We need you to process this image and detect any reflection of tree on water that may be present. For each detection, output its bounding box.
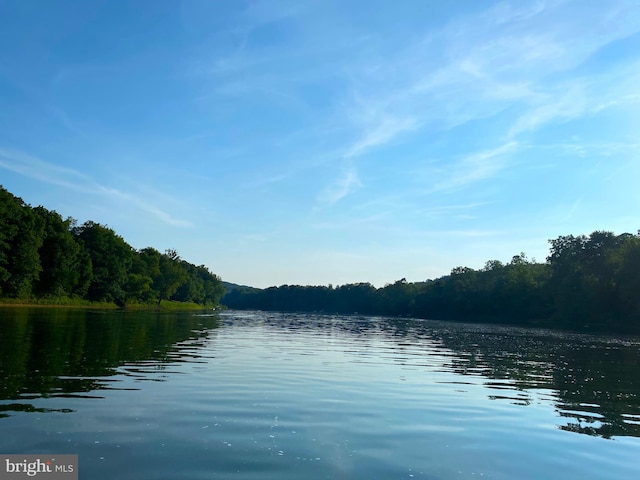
[3,308,638,439]
[0,403,74,419]
[0,308,220,417]
[384,320,640,439]
[234,312,640,439]
[553,343,640,438]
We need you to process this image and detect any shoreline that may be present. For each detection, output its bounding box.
[0,301,215,311]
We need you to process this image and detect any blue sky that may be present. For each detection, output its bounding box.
[1,0,639,288]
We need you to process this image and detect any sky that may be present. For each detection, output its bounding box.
[1,0,639,288]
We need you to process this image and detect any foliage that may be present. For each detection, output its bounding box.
[0,185,224,309]
[547,231,640,331]
[34,207,93,297]
[3,184,639,332]
[72,221,132,305]
[223,234,640,334]
[0,189,44,298]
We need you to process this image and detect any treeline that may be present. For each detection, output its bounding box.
[0,186,224,307]
[223,230,640,333]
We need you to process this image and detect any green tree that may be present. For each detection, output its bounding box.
[128,247,162,303]
[197,265,225,305]
[154,249,187,307]
[0,188,44,298]
[33,207,92,297]
[125,273,156,303]
[617,234,640,325]
[1,185,226,308]
[500,253,551,322]
[0,187,20,289]
[379,279,415,316]
[547,231,636,330]
[73,221,133,305]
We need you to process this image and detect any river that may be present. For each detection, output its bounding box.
[1,308,639,479]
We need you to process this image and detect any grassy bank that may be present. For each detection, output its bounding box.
[125,300,220,311]
[0,297,219,311]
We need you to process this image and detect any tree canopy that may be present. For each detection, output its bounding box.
[3,185,639,332]
[223,233,640,334]
[0,186,224,307]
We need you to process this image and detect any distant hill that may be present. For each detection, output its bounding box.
[222,281,260,293]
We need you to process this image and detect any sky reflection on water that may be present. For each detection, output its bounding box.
[1,308,639,479]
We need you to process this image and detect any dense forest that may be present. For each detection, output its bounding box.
[0,186,225,307]
[3,185,640,332]
[223,231,640,333]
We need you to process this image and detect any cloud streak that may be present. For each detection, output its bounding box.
[317,167,362,205]
[0,148,192,227]
[344,115,418,159]
[336,0,640,157]
[189,0,640,190]
[425,141,519,194]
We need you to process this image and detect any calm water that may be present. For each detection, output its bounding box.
[1,308,639,479]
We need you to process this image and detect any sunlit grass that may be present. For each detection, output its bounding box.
[0,297,218,311]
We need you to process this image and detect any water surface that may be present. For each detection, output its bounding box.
[1,308,639,479]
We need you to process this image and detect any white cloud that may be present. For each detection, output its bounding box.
[0,148,97,193]
[427,141,519,193]
[318,167,362,205]
[344,115,418,158]
[333,0,640,159]
[507,85,588,138]
[188,0,640,174]
[0,148,192,227]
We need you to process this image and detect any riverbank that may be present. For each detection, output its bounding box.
[0,298,218,311]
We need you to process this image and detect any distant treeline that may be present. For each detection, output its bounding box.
[0,186,224,307]
[223,230,640,333]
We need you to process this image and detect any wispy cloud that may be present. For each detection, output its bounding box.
[426,141,519,193]
[344,115,418,159]
[186,0,640,233]
[508,60,640,139]
[0,148,96,190]
[533,140,640,158]
[562,196,583,222]
[417,201,493,218]
[243,171,292,189]
[0,148,192,227]
[186,0,640,171]
[317,167,362,205]
[334,0,640,157]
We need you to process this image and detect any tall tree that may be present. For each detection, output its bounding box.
[154,249,187,307]
[73,221,133,305]
[33,207,92,297]
[0,188,44,298]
